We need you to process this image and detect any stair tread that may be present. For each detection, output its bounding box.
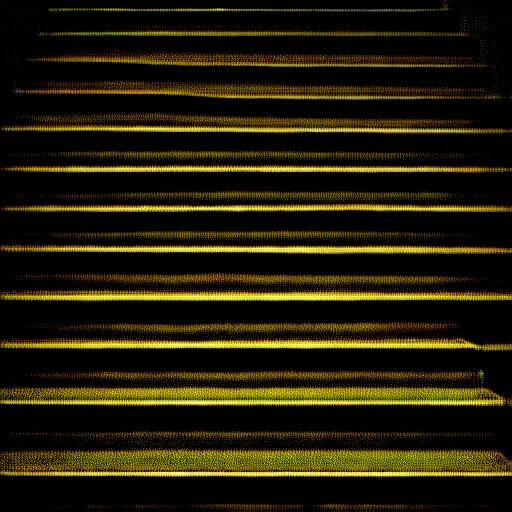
[29,53,483,68]
[1,386,506,406]
[7,114,507,132]
[40,30,467,37]
[0,338,475,350]
[5,246,511,255]
[13,82,496,99]
[3,448,511,475]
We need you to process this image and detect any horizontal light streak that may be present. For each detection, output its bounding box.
[10,430,490,437]
[0,506,478,511]
[16,114,480,127]
[3,449,510,475]
[9,150,481,161]
[2,292,510,301]
[15,91,497,100]
[1,191,476,201]
[47,8,447,13]
[40,31,466,37]
[0,387,505,405]
[3,245,511,255]
[8,230,479,241]
[28,370,479,382]
[11,431,492,441]
[5,274,480,285]
[7,125,507,134]
[4,165,510,173]
[23,321,459,334]
[3,471,510,477]
[6,507,468,511]
[32,54,480,68]
[14,113,482,128]
[5,205,510,213]
[477,343,512,351]
[0,338,474,350]
[15,83,493,100]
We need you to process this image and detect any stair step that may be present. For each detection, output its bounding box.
[4,370,485,386]
[30,53,481,68]
[4,246,510,255]
[4,148,511,168]
[0,338,475,350]
[7,115,507,132]
[3,190,510,206]
[13,82,496,100]
[3,448,510,476]
[3,166,512,174]
[0,386,506,406]
[2,273,511,302]
[45,3,449,11]
[20,63,491,90]
[0,507,499,512]
[0,321,475,351]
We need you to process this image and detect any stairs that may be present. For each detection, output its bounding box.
[1,3,511,510]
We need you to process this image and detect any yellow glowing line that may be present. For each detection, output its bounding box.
[6,126,508,134]
[16,321,459,332]
[3,471,510,477]
[9,150,484,161]
[28,370,480,381]
[11,432,490,440]
[47,8,446,13]
[3,245,511,255]
[0,400,504,406]
[41,31,467,37]
[10,115,478,128]
[18,91,497,100]
[2,293,510,301]
[16,85,493,100]
[478,344,512,351]
[5,205,510,213]
[3,191,466,201]
[13,232,475,241]
[0,338,475,350]
[32,54,480,68]
[2,507,478,511]
[2,387,504,405]
[5,166,510,173]
[4,449,510,473]
[1,274,481,285]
